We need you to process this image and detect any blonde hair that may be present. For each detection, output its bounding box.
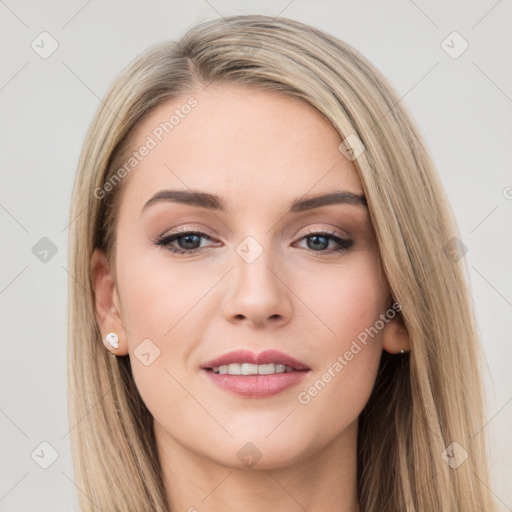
[67,14,494,511]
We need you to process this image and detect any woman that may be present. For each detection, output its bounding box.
[67,14,494,511]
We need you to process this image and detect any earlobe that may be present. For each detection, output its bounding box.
[90,249,128,356]
[382,313,410,355]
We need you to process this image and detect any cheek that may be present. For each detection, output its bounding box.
[116,261,201,432]
[298,249,388,349]
[114,241,217,414]
[290,252,386,424]
[116,238,208,340]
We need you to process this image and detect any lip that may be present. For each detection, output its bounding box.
[201,349,310,398]
[201,349,310,371]
[202,370,309,398]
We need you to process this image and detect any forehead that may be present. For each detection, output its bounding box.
[119,83,363,215]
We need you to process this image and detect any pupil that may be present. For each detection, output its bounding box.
[180,234,200,249]
[308,235,328,251]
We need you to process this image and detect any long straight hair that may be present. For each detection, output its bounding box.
[67,14,494,511]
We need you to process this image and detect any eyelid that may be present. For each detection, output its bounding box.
[158,224,217,240]
[298,225,350,239]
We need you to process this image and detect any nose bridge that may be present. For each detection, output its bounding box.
[222,233,292,326]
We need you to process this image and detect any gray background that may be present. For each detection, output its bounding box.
[1,0,511,510]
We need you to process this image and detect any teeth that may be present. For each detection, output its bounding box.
[212,363,295,375]
[257,364,275,375]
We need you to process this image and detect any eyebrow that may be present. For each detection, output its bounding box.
[141,189,367,215]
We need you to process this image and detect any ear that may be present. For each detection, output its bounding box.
[90,248,128,356]
[382,308,410,355]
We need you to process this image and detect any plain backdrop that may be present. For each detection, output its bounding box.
[1,1,511,510]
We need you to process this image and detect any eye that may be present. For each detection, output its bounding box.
[294,229,354,253]
[153,230,217,255]
[153,228,354,255]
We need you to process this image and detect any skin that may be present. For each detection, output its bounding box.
[92,83,409,512]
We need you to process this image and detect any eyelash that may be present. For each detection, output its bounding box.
[153,228,354,256]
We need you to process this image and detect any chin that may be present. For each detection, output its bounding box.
[201,431,320,471]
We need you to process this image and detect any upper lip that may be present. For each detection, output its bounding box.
[201,349,310,371]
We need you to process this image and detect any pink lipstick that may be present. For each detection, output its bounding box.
[201,349,310,398]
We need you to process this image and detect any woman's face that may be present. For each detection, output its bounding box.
[93,83,405,469]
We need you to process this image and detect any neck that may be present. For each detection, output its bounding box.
[155,420,360,512]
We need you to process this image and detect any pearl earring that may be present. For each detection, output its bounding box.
[105,332,119,349]
[400,349,405,354]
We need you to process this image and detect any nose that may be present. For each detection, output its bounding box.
[220,244,293,329]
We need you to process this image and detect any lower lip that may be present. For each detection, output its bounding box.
[202,369,309,398]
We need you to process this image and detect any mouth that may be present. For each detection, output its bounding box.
[201,348,310,373]
[200,349,310,398]
[207,363,301,375]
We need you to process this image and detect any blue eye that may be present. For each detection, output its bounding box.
[298,231,354,252]
[154,229,353,255]
[154,231,213,255]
